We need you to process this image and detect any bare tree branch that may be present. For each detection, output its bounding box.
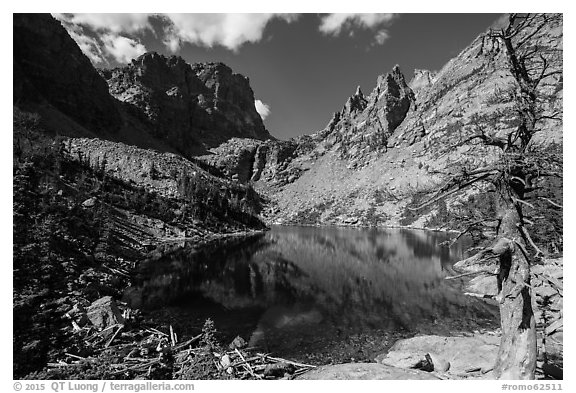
[538,196,562,208]
[518,224,544,257]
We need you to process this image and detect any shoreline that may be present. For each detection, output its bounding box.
[266,221,461,234]
[153,228,268,248]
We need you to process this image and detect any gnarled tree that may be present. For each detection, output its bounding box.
[412,13,562,379]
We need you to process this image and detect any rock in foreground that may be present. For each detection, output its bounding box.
[297,363,440,380]
[376,334,500,378]
[86,296,125,332]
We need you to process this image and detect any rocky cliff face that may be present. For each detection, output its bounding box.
[101,52,272,155]
[318,65,416,160]
[13,13,122,134]
[196,65,416,185]
[408,69,438,97]
[223,15,563,227]
[14,14,272,159]
[198,138,299,184]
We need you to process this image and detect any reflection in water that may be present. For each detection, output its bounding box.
[124,226,498,362]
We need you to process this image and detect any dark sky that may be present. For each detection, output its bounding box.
[183,14,501,140]
[56,13,501,140]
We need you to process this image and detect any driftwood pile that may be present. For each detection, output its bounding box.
[174,345,317,380]
[49,314,316,380]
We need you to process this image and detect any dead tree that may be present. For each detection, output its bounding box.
[412,14,562,379]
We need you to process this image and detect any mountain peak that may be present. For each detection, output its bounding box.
[376,65,408,91]
[103,53,272,151]
[343,85,368,115]
[314,63,416,160]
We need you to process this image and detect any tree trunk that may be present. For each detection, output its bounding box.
[493,207,537,379]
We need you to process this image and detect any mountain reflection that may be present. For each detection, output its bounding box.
[123,226,497,357]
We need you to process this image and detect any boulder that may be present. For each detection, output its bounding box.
[82,197,97,208]
[297,363,439,380]
[376,334,500,376]
[86,296,125,331]
[392,352,451,373]
[532,259,563,279]
[427,353,451,372]
[375,350,424,369]
[535,285,559,299]
[466,275,498,297]
[220,354,231,368]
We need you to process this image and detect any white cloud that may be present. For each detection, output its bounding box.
[54,13,300,62]
[255,99,271,120]
[54,13,148,64]
[54,13,152,34]
[161,14,298,52]
[101,34,147,63]
[162,33,181,53]
[374,30,390,45]
[65,25,107,64]
[319,13,396,36]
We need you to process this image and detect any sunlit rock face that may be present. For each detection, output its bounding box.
[196,138,299,183]
[102,52,273,155]
[314,65,416,160]
[194,65,417,194]
[408,69,438,98]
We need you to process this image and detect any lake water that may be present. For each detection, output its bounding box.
[124,225,498,364]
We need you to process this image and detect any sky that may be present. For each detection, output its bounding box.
[54,13,501,140]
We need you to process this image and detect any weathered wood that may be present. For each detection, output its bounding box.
[258,354,317,369]
[173,333,202,350]
[445,271,492,280]
[492,208,537,380]
[169,325,176,346]
[105,324,124,348]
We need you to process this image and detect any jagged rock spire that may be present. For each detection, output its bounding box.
[344,85,368,115]
[320,64,416,157]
